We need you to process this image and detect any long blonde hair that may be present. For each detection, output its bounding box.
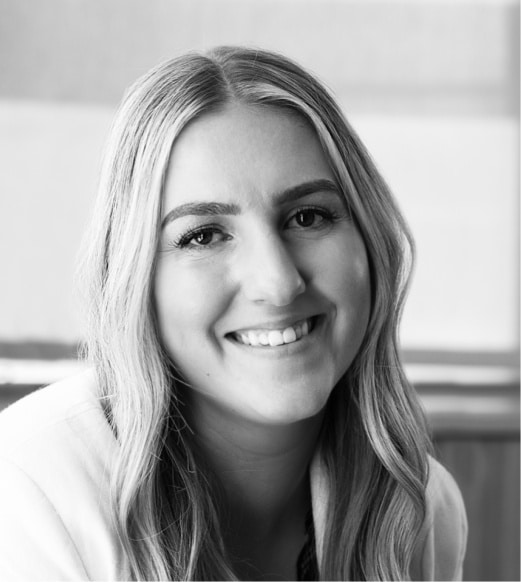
[81,46,431,580]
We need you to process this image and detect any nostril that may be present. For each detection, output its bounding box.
[243,268,306,305]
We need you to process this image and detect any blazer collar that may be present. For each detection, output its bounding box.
[309,449,330,566]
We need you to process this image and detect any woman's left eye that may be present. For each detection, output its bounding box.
[286,208,333,229]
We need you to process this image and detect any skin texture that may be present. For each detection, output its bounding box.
[154,103,371,579]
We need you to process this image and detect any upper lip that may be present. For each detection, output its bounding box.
[227,314,319,335]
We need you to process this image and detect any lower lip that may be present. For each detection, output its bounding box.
[226,316,324,357]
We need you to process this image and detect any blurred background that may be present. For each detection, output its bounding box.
[0,0,519,579]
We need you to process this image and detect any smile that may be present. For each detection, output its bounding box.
[231,317,315,347]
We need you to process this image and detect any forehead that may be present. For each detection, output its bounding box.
[162,103,335,213]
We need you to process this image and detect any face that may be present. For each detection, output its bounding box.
[154,103,371,425]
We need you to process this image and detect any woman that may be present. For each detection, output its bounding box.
[0,46,467,580]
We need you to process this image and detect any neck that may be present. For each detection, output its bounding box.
[185,392,325,535]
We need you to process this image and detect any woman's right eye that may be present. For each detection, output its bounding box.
[175,226,230,250]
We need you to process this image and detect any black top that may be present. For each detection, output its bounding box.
[297,512,319,581]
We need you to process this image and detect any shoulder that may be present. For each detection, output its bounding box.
[426,457,466,520]
[0,369,115,480]
[411,456,468,581]
[0,370,128,579]
[0,368,105,453]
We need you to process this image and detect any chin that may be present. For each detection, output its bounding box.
[246,386,331,426]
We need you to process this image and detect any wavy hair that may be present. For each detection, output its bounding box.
[80,46,432,580]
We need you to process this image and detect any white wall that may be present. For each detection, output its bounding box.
[0,0,518,356]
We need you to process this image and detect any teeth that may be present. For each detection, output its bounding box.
[282,327,297,343]
[268,330,284,346]
[234,318,314,347]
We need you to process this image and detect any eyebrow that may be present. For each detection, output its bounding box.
[161,178,340,229]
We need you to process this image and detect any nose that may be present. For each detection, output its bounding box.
[240,235,306,306]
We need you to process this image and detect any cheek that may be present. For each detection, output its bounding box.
[314,232,371,348]
[341,250,372,316]
[154,261,228,348]
[312,231,371,309]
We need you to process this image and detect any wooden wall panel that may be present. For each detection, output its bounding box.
[435,437,520,581]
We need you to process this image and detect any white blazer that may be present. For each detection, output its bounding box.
[0,371,467,580]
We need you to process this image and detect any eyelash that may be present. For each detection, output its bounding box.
[286,206,340,230]
[171,206,341,250]
[173,224,230,250]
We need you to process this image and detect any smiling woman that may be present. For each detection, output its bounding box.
[155,104,370,427]
[0,47,466,581]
